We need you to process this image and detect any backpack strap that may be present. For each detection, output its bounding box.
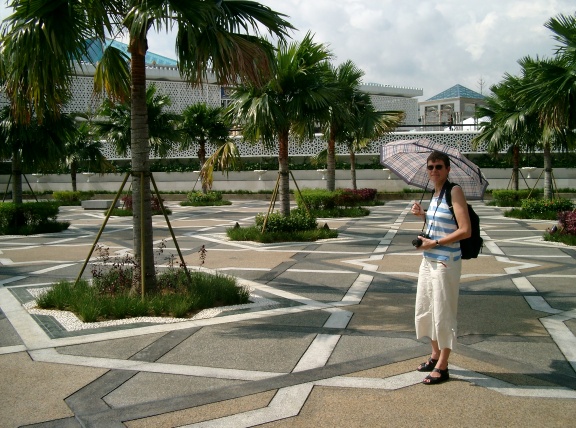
[444,181,458,225]
[421,184,451,236]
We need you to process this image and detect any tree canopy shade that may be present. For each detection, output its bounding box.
[0,106,77,203]
[227,32,338,215]
[1,0,294,292]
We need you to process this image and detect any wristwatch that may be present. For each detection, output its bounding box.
[435,240,440,246]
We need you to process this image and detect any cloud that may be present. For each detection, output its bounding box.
[256,0,576,100]
[1,0,574,104]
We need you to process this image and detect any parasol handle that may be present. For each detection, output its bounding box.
[418,179,430,205]
[414,179,430,234]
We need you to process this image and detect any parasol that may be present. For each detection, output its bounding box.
[380,138,488,200]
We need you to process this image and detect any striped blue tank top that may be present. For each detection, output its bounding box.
[423,193,461,261]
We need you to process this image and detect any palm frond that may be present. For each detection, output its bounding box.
[200,140,242,189]
[94,45,131,103]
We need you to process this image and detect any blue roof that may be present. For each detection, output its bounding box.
[84,39,178,67]
[427,84,485,101]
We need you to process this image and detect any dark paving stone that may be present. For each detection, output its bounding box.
[0,314,23,347]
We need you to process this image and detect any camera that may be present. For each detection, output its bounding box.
[412,233,431,248]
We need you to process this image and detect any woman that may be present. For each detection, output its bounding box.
[410,150,471,385]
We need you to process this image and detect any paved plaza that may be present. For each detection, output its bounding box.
[1,199,576,427]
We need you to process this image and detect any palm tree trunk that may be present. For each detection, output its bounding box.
[278,130,290,216]
[543,143,552,200]
[512,145,519,191]
[198,141,207,193]
[327,127,336,192]
[349,149,357,190]
[71,162,78,192]
[11,149,23,204]
[129,34,156,294]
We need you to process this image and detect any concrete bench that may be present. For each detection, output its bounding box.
[81,200,119,210]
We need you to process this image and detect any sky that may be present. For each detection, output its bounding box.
[2,1,575,101]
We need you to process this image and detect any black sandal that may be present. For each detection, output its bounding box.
[417,357,438,372]
[423,367,449,385]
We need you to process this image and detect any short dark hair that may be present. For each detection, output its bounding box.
[427,150,450,168]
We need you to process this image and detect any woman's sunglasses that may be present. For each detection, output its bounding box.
[427,164,444,171]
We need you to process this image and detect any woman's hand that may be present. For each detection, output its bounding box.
[419,237,438,250]
[411,201,425,217]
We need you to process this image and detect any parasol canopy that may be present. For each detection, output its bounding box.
[380,138,489,200]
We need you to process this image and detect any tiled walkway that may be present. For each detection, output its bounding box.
[1,200,575,427]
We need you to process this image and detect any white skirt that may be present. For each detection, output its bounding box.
[415,257,462,350]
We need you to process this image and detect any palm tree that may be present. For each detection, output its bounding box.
[322,60,365,191]
[1,0,293,292]
[228,33,337,215]
[64,118,112,192]
[473,75,541,191]
[473,13,576,198]
[522,14,576,132]
[340,93,404,189]
[514,14,576,197]
[95,84,181,159]
[180,103,229,193]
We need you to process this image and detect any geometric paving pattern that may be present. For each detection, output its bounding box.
[1,200,575,427]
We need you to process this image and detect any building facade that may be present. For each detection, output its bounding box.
[3,46,497,163]
[418,84,486,130]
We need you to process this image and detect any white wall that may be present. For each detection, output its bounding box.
[4,168,575,197]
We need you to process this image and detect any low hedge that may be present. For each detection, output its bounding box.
[255,209,317,232]
[492,189,540,207]
[186,191,223,203]
[0,202,69,235]
[52,191,94,204]
[520,198,574,215]
[295,188,377,210]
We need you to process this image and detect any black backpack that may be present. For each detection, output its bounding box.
[444,182,483,260]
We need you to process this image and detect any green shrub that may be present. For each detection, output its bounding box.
[295,189,337,210]
[311,206,371,218]
[255,209,317,232]
[520,198,574,215]
[335,188,377,207]
[504,208,558,220]
[296,188,377,211]
[37,269,249,321]
[187,191,222,203]
[0,201,69,235]
[182,191,232,206]
[226,225,338,243]
[544,231,576,246]
[107,208,134,216]
[76,295,103,322]
[36,280,78,310]
[543,210,576,246]
[52,191,94,203]
[492,189,539,207]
